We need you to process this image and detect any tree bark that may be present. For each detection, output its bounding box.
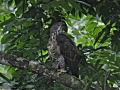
[0,51,84,90]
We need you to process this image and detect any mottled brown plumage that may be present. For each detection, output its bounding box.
[48,22,80,77]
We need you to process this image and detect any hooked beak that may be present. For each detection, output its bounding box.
[57,22,66,32]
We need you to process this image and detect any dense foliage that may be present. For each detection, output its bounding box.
[0,0,120,89]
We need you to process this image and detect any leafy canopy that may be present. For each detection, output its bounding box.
[0,0,120,89]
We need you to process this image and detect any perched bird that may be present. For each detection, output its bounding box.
[47,22,80,77]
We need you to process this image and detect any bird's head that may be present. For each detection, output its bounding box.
[50,22,66,35]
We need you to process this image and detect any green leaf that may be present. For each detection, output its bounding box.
[75,10,80,20]
[7,67,16,74]
[15,18,29,26]
[27,49,35,59]
[94,29,104,45]
[77,37,85,43]
[86,19,95,26]
[23,50,29,57]
[94,59,101,70]
[69,0,80,10]
[16,35,28,42]
[66,18,73,26]
[2,19,17,34]
[15,0,21,5]
[42,4,51,10]
[43,0,50,2]
[50,1,59,8]
[59,1,71,11]
[30,38,38,43]
[72,30,80,34]
[25,44,32,47]
[85,15,94,20]
[94,23,111,45]
[3,0,9,3]
[8,0,14,7]
[86,70,103,89]
[0,0,2,5]
[15,5,23,16]
[1,34,11,44]
[0,18,14,27]
[0,72,10,83]
[100,31,110,43]
[17,42,25,49]
[86,22,97,31]
[0,9,10,15]
[77,0,91,7]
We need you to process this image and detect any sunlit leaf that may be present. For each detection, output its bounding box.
[0,72,10,83]
[72,30,80,34]
[86,22,97,31]
[7,67,16,74]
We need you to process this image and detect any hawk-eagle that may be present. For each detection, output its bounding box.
[47,22,80,77]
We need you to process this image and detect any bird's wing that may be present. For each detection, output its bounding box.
[56,33,80,77]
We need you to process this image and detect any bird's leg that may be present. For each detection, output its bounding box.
[57,55,66,73]
[52,55,66,73]
[52,58,59,69]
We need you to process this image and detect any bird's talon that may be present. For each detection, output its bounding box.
[58,69,66,73]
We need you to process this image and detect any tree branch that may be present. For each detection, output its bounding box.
[0,51,84,90]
